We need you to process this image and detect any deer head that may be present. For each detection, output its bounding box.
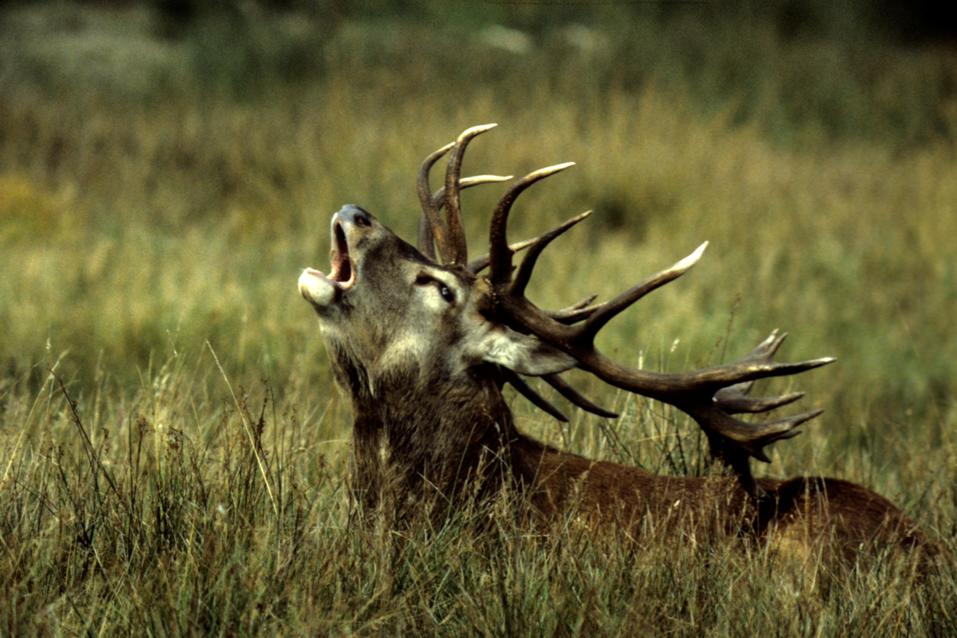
[298,204,576,397]
[298,124,835,501]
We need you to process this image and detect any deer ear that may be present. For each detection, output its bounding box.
[472,326,576,376]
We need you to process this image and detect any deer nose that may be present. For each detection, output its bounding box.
[336,205,374,228]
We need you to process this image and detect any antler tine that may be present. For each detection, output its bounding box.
[468,210,585,275]
[468,236,538,274]
[548,295,599,324]
[749,329,789,356]
[444,123,499,266]
[431,174,513,210]
[579,242,708,341]
[501,369,568,422]
[427,174,511,263]
[713,387,805,413]
[550,304,599,324]
[679,353,837,390]
[543,374,619,418]
[489,162,576,285]
[512,223,700,329]
[417,141,455,260]
[697,407,823,464]
[559,294,598,312]
[711,331,807,412]
[512,210,592,297]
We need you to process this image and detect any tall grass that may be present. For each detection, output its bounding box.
[1,3,956,634]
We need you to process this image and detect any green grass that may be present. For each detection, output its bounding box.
[1,3,956,635]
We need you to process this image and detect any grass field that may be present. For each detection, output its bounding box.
[2,3,957,635]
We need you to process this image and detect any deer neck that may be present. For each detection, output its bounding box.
[335,357,521,514]
[332,350,669,523]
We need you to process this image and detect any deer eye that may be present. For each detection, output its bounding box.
[415,272,456,304]
[438,283,455,304]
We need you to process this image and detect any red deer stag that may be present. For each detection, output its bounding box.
[299,124,936,561]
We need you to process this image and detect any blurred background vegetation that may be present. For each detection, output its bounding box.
[1,1,956,633]
[2,0,955,455]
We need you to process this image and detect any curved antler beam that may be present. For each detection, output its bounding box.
[484,161,836,475]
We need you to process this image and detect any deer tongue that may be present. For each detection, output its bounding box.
[298,267,341,307]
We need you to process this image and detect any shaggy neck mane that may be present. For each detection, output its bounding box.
[332,348,529,523]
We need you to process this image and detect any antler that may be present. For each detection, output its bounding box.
[417,124,506,265]
[480,157,835,490]
[416,125,577,274]
[417,125,835,493]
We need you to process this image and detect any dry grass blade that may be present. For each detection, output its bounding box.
[206,341,279,518]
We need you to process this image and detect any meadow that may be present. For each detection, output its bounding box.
[1,3,956,635]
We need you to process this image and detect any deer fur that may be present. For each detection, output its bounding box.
[299,201,939,565]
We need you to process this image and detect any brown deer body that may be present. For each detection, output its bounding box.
[299,125,936,563]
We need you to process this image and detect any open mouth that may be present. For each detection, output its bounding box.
[328,221,354,285]
[298,220,357,307]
